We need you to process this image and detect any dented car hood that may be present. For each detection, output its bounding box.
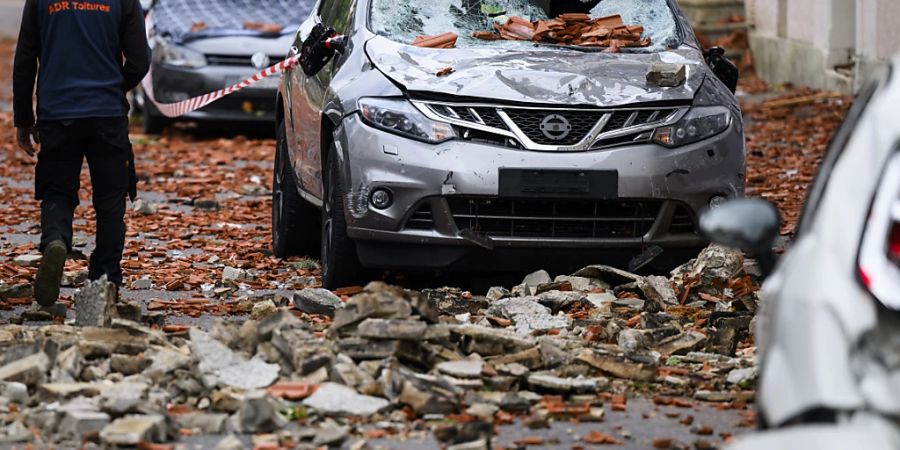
[365,36,705,107]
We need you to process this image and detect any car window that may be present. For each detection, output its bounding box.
[795,68,890,236]
[320,0,356,35]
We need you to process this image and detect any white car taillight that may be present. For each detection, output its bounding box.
[858,152,900,309]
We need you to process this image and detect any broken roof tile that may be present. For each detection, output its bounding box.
[412,32,458,49]
[472,14,649,51]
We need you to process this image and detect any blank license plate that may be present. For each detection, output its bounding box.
[498,169,618,198]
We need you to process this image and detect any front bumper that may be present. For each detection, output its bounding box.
[151,62,278,122]
[336,113,745,271]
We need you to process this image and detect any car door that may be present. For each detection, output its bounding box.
[292,0,356,200]
[285,14,317,192]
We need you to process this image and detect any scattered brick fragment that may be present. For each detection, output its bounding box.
[412,32,458,48]
[473,13,649,51]
[582,431,622,445]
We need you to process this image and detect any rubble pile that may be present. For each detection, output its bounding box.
[0,245,759,448]
[474,13,650,51]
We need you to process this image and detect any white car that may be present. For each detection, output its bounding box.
[701,59,900,448]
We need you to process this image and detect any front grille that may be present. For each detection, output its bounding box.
[670,205,698,234]
[447,197,663,239]
[428,105,508,130]
[419,101,685,151]
[206,54,285,67]
[405,204,434,230]
[472,107,507,129]
[504,110,604,146]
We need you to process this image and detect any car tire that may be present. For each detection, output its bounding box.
[321,143,368,289]
[272,120,320,259]
[142,97,170,135]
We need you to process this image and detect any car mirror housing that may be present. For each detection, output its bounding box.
[704,47,739,94]
[300,23,344,76]
[700,198,780,276]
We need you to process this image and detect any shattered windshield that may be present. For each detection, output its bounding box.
[369,0,680,51]
[152,0,314,43]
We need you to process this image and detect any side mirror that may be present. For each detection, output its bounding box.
[700,198,781,277]
[704,47,739,94]
[299,23,346,76]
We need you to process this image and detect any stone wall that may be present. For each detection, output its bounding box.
[746,0,898,92]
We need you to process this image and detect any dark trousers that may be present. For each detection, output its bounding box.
[35,117,136,286]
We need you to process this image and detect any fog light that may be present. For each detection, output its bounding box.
[709,195,727,209]
[370,189,392,209]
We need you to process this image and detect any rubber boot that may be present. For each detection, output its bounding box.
[34,240,67,307]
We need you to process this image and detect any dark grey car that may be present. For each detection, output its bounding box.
[138,0,314,133]
[273,0,745,288]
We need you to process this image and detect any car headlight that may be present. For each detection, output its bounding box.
[652,106,731,147]
[154,41,207,68]
[358,98,456,144]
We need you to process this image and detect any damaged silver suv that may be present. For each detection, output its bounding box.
[273,0,745,288]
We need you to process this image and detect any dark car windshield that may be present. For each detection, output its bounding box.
[152,0,314,43]
[370,0,680,51]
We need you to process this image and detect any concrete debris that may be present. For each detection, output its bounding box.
[233,390,287,433]
[357,318,428,340]
[174,412,229,434]
[647,63,687,87]
[303,382,390,416]
[250,299,277,320]
[0,352,49,387]
[726,367,759,385]
[215,435,245,450]
[57,410,110,442]
[436,359,484,379]
[222,266,249,281]
[486,297,569,336]
[12,254,42,267]
[74,276,117,327]
[689,245,745,284]
[527,373,607,393]
[190,328,279,390]
[0,244,759,445]
[100,414,167,445]
[131,197,158,215]
[60,269,89,287]
[293,288,344,317]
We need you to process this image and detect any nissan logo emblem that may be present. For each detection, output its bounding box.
[540,114,572,141]
[251,52,271,69]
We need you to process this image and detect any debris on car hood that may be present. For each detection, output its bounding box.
[0,245,760,447]
[366,36,705,108]
[412,32,459,49]
[475,14,651,52]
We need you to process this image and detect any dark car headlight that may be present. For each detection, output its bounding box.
[154,40,207,68]
[653,106,732,147]
[358,98,456,144]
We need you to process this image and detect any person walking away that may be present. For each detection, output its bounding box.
[13,0,151,306]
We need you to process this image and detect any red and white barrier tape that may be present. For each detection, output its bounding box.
[140,54,299,118]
